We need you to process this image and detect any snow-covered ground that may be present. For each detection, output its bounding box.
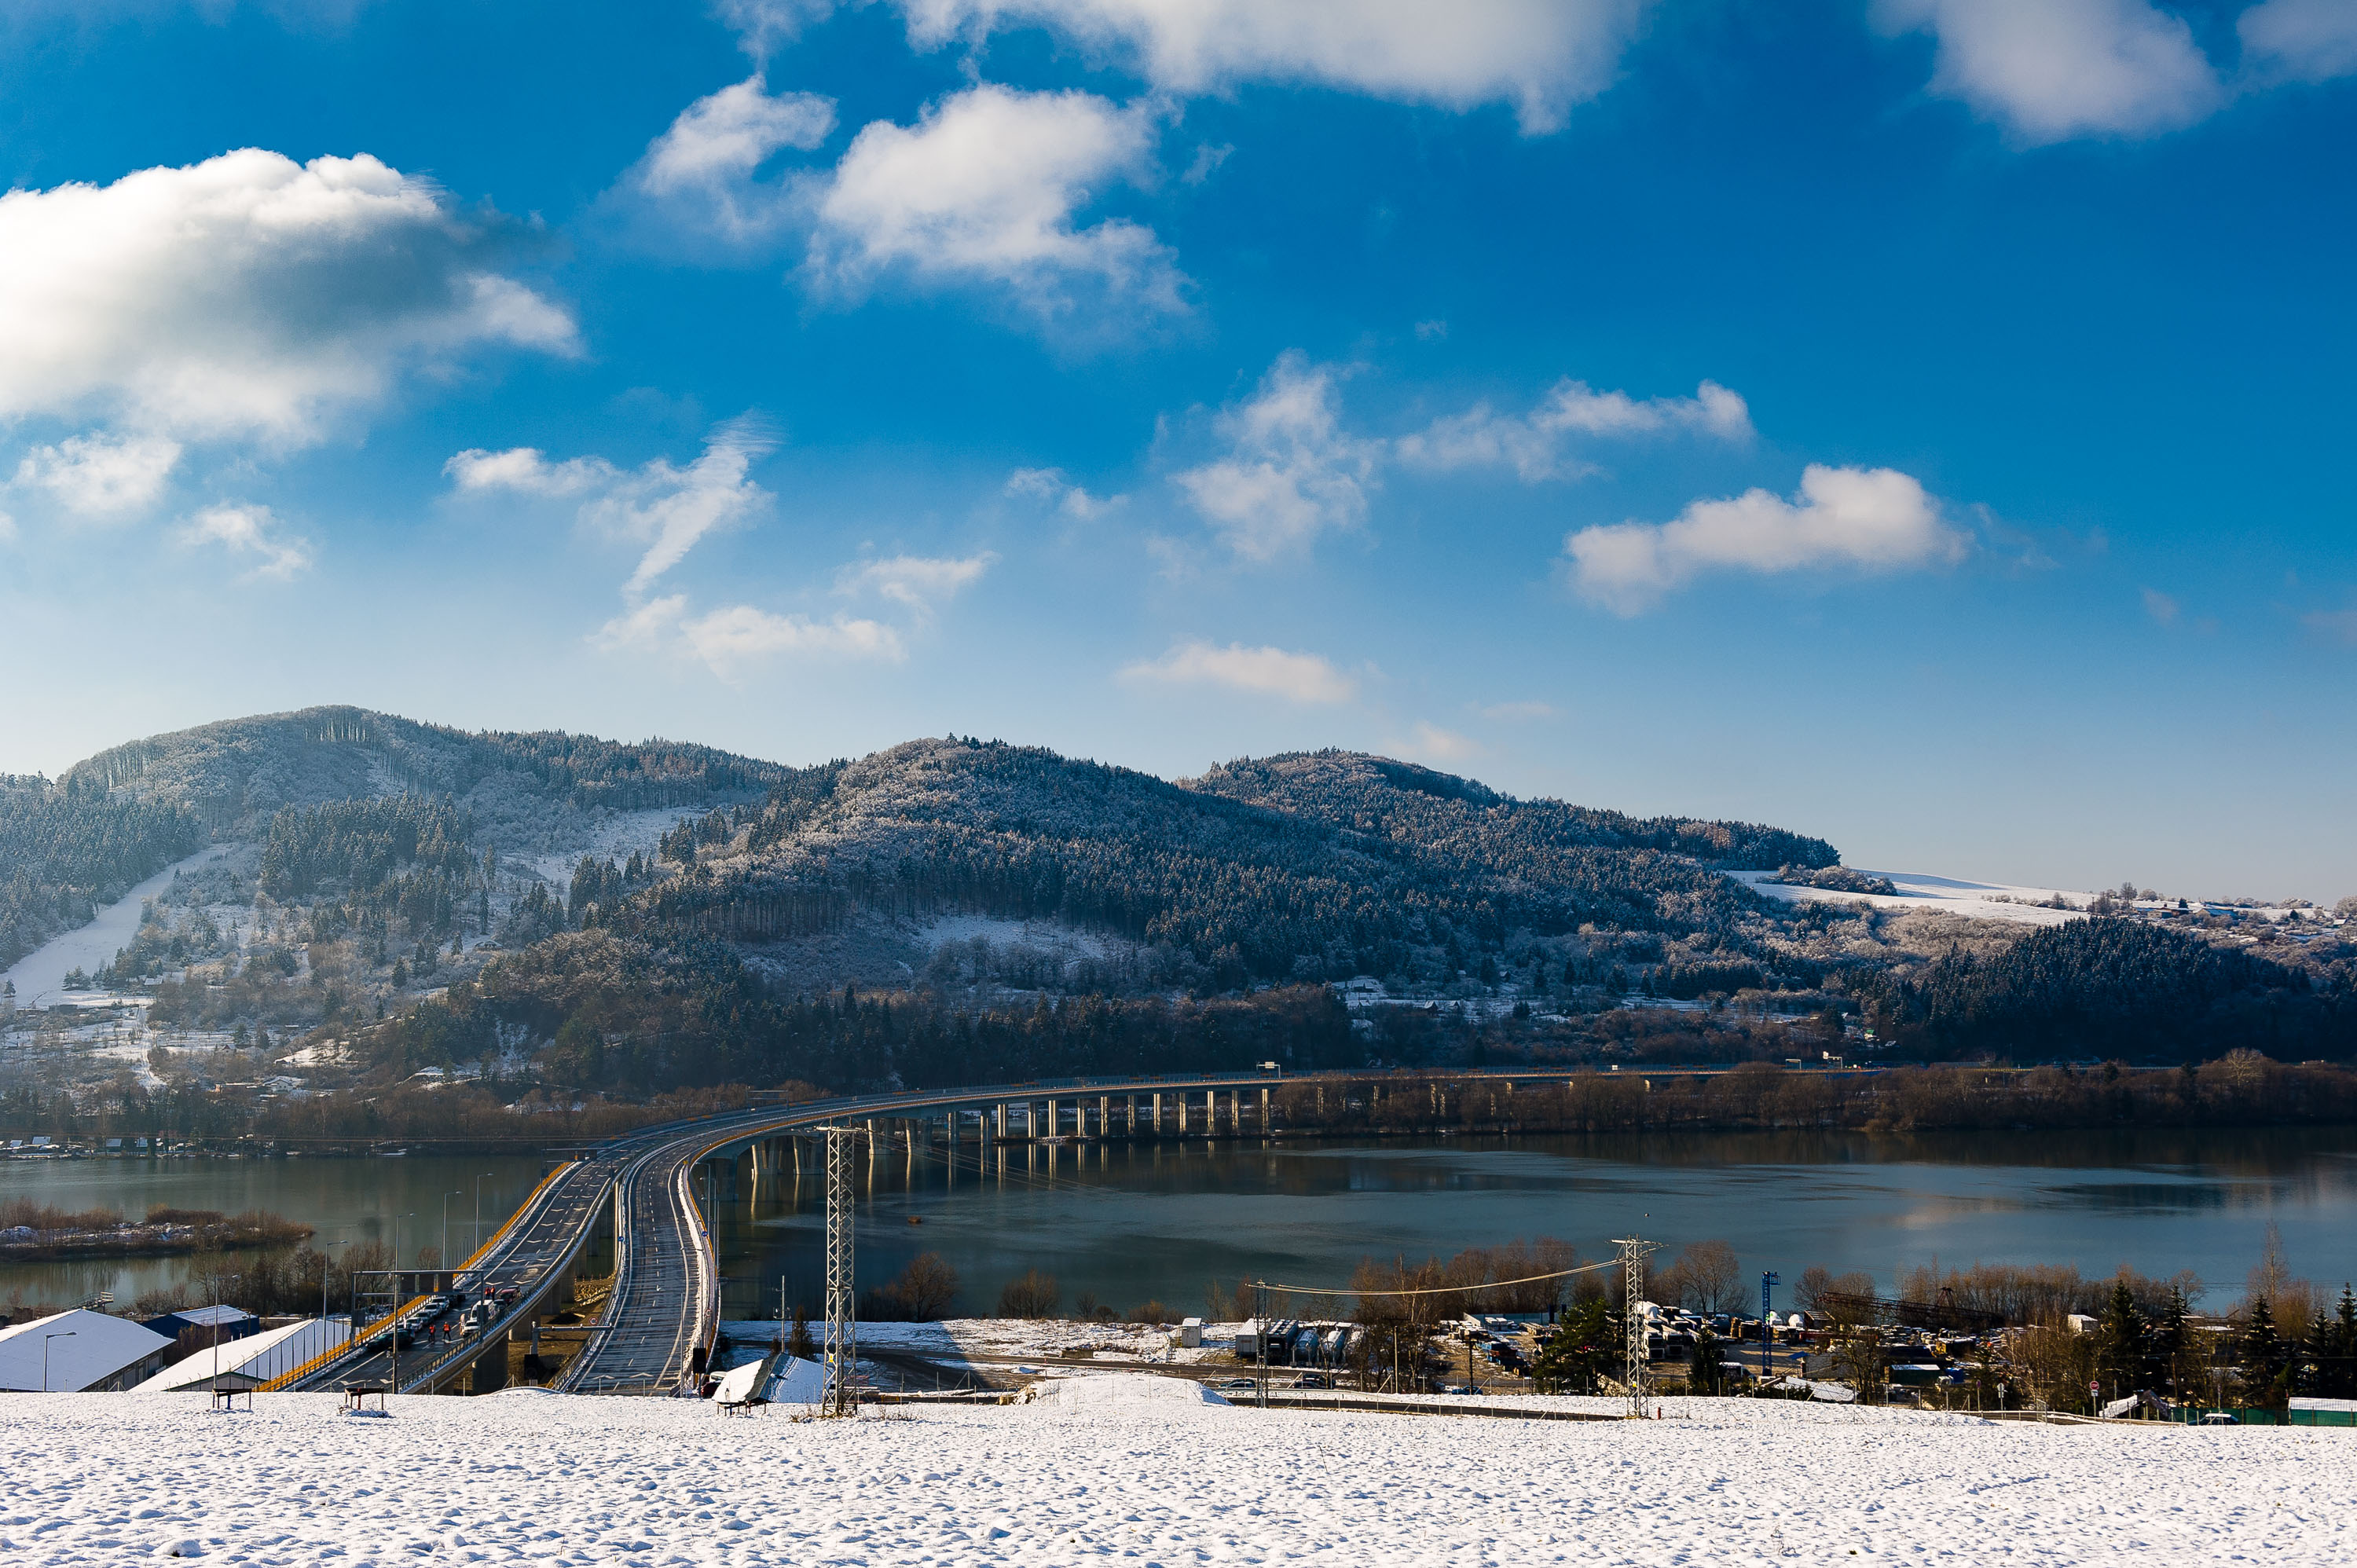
[0,846,235,1008]
[1732,868,2091,926]
[4,1386,2349,1565]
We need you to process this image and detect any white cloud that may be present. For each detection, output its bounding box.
[596,592,903,672]
[809,84,1184,323]
[1400,721,1479,764]
[1397,378,1750,482]
[834,551,997,615]
[443,445,617,498]
[2142,586,2181,626]
[178,502,313,580]
[1173,353,1380,559]
[893,0,1652,134]
[1875,0,2223,143]
[1563,463,1967,613]
[1120,639,1357,703]
[2240,0,2357,84]
[1006,465,1122,518]
[12,432,181,517]
[448,424,776,596]
[0,149,577,445]
[629,77,836,244]
[714,0,839,60]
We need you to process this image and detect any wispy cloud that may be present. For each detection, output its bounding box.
[834,551,997,617]
[1006,466,1123,519]
[2142,587,2180,626]
[1476,700,1560,722]
[1120,639,1357,703]
[178,502,313,581]
[1397,379,1750,482]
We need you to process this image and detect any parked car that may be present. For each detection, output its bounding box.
[1217,1377,1259,1390]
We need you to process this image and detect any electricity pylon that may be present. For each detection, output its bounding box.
[1612,1236,1656,1419]
[820,1125,858,1417]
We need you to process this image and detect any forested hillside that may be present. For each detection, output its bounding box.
[1857,921,2355,1061]
[0,776,203,967]
[64,705,789,841]
[616,738,1808,990]
[9,711,2352,1137]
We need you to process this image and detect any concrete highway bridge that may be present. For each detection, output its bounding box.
[278,1071,1324,1398]
[277,1061,1879,1399]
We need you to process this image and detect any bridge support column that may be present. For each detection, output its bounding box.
[1098,1095,1109,1139]
[470,1332,510,1394]
[1261,1085,1270,1132]
[1176,1093,1188,1134]
[1152,1091,1163,1134]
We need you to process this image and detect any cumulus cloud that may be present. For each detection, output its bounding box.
[1120,639,1357,702]
[1006,465,1122,518]
[449,423,776,596]
[1875,0,2223,143]
[893,0,1651,134]
[0,148,576,445]
[596,592,903,672]
[1563,463,1966,613]
[12,432,181,518]
[808,84,1184,323]
[2240,0,2357,83]
[834,551,997,616]
[629,77,836,244]
[178,502,313,580]
[1173,353,1380,559]
[1397,378,1750,481]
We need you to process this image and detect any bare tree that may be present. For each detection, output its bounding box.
[1676,1240,1743,1315]
[999,1269,1060,1319]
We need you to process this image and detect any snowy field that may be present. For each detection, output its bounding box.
[1731,868,2094,926]
[3,1380,2352,1566]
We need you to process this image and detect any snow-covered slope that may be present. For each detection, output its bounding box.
[1732,868,2091,926]
[3,1390,2343,1565]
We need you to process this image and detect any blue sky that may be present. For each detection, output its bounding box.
[0,0,2351,899]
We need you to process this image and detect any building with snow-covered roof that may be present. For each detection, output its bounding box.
[141,1303,258,1343]
[0,1309,174,1392]
[132,1317,351,1393]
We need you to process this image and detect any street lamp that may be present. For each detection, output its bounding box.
[209,1273,241,1403]
[442,1190,464,1273]
[473,1171,494,1258]
[391,1211,416,1396]
[42,1330,76,1392]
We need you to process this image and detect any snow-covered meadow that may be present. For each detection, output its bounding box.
[3,1379,2351,1565]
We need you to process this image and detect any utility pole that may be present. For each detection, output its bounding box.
[1254,1280,1268,1409]
[1760,1271,1782,1382]
[1613,1236,1655,1419]
[820,1125,857,1417]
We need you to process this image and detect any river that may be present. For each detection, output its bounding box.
[9,1127,2355,1321]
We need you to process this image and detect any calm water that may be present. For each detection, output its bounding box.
[0,1155,552,1310]
[9,1128,2355,1319]
[706,1126,2357,1324]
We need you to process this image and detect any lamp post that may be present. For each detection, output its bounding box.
[391,1211,416,1396]
[209,1273,241,1403]
[441,1190,464,1275]
[1760,1271,1782,1382]
[472,1171,493,1258]
[42,1330,76,1392]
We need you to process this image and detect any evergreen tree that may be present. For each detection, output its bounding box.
[2095,1278,2145,1398]
[2237,1299,2290,1410]
[2145,1285,2193,1401]
[1531,1299,1615,1394]
[1688,1324,1728,1395]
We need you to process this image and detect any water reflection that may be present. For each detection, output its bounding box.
[712,1126,2357,1321]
